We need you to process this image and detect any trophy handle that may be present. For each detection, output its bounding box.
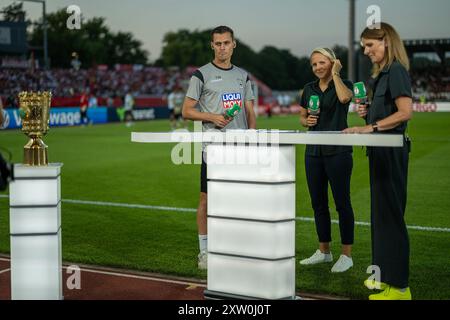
[24,135,48,166]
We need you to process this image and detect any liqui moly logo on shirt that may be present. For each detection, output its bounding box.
[222,93,242,109]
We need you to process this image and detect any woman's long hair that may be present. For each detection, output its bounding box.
[361,22,409,77]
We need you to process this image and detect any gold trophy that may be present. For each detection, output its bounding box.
[18,91,52,166]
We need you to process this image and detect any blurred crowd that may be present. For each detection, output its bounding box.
[0,66,192,107]
[1,64,449,108]
[410,66,450,101]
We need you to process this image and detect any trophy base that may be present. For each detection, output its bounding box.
[24,137,48,166]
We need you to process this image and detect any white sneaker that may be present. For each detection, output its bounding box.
[299,249,333,265]
[198,251,207,270]
[331,254,353,273]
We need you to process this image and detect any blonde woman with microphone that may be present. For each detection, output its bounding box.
[298,47,355,273]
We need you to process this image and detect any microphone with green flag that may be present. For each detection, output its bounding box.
[308,95,320,116]
[353,81,368,105]
[223,103,241,120]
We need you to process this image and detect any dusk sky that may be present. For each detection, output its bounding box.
[9,0,450,61]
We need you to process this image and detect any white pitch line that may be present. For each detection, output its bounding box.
[296,217,450,233]
[1,194,449,233]
[63,198,197,213]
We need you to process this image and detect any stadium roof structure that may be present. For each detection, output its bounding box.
[403,38,450,63]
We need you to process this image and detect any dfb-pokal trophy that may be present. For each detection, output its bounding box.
[18,91,52,166]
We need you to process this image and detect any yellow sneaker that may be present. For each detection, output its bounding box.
[364,279,387,290]
[369,286,412,300]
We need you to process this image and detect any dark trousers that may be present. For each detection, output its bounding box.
[368,143,410,288]
[305,152,355,245]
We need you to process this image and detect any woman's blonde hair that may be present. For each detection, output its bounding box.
[310,47,336,63]
[360,22,409,77]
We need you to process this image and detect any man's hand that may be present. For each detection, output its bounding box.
[211,114,231,128]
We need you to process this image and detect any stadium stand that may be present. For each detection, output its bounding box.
[0,38,448,110]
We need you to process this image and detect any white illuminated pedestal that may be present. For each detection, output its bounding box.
[206,144,296,299]
[131,130,402,300]
[9,163,63,300]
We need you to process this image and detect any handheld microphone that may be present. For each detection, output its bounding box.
[353,82,368,105]
[223,103,241,120]
[308,95,320,116]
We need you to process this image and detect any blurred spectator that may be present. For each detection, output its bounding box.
[266,104,272,118]
[88,92,98,108]
[277,94,284,108]
[106,94,115,107]
[5,94,18,108]
[71,52,81,71]
[167,86,186,130]
[80,88,90,126]
[124,92,135,127]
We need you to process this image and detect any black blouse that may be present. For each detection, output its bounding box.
[300,79,353,156]
[366,61,412,134]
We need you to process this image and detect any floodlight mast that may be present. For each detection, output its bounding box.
[348,0,356,82]
[20,0,48,69]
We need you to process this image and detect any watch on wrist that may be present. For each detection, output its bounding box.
[372,122,379,132]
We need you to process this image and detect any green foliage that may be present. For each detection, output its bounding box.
[28,9,148,68]
[161,29,212,69]
[1,1,26,22]
[332,44,349,78]
[257,46,314,90]
[160,29,351,90]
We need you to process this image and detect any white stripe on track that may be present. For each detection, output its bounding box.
[1,194,449,233]
[61,266,206,287]
[0,268,10,275]
[0,256,205,287]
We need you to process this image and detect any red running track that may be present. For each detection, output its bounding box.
[0,257,205,300]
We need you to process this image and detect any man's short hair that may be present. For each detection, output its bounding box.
[211,26,234,41]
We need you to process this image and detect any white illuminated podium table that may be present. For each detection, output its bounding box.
[9,163,63,300]
[132,130,402,299]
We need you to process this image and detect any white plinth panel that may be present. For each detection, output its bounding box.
[9,177,60,206]
[207,144,295,183]
[10,233,62,300]
[206,145,296,299]
[9,164,63,300]
[208,254,295,299]
[10,203,61,234]
[208,181,295,221]
[208,218,295,259]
